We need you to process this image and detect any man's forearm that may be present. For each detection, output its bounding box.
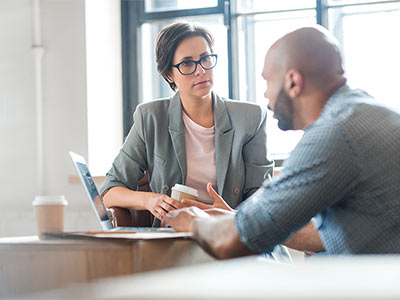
[193,215,255,259]
[283,221,325,253]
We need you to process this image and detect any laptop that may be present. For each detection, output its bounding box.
[69,151,174,233]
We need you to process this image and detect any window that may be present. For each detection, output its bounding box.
[237,7,316,157]
[237,0,315,12]
[328,0,400,112]
[121,0,400,162]
[145,0,218,12]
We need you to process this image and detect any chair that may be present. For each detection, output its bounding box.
[110,172,154,227]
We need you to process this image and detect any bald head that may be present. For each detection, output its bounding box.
[265,25,345,89]
[262,26,347,130]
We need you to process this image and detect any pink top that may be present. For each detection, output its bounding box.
[182,111,217,204]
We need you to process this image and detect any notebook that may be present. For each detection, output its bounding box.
[69,151,174,233]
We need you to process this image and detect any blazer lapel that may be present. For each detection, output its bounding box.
[213,93,234,195]
[168,92,187,182]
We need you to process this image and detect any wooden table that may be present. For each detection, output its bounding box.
[0,235,214,297]
[27,255,400,299]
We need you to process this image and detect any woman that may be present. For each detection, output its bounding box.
[100,22,274,226]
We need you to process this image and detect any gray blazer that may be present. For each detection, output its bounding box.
[101,92,274,215]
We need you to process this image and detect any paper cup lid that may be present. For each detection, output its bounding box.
[171,184,198,197]
[32,195,68,206]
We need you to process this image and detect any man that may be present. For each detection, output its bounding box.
[162,25,400,258]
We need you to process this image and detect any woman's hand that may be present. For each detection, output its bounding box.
[181,183,236,212]
[145,193,183,220]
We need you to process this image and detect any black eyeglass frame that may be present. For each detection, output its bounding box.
[171,54,218,75]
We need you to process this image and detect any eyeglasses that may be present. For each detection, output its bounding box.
[172,54,218,75]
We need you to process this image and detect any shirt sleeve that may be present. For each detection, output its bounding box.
[235,122,361,253]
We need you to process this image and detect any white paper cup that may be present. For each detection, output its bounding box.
[171,184,198,202]
[32,195,68,238]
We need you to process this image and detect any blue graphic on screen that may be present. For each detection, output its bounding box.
[76,162,108,221]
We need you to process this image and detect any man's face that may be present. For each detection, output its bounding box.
[273,86,294,131]
[262,54,294,131]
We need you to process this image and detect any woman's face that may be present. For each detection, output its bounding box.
[169,36,214,99]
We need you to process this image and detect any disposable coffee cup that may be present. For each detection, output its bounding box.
[32,195,68,238]
[171,184,198,202]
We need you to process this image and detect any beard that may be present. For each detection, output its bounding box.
[274,87,294,131]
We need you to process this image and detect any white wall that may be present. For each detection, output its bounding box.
[86,0,123,176]
[0,0,36,213]
[0,0,122,237]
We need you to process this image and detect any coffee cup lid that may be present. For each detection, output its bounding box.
[32,195,68,206]
[171,184,198,197]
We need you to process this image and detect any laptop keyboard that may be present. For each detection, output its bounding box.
[111,227,175,232]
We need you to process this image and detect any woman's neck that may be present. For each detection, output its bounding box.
[180,92,214,128]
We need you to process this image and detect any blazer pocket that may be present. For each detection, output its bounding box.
[244,161,270,188]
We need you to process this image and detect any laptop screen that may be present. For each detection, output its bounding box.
[75,161,108,221]
[69,152,114,230]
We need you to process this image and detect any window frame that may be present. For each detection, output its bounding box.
[120,0,400,163]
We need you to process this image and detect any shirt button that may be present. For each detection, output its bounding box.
[233,187,240,196]
[162,185,169,192]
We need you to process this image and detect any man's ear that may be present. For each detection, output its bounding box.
[284,69,303,98]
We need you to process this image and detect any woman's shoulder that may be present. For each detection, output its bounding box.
[217,94,263,109]
[133,97,173,128]
[216,95,266,122]
[136,97,172,114]
[135,98,175,122]
[224,99,263,110]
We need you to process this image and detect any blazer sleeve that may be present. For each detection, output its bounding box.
[242,109,274,199]
[100,105,148,196]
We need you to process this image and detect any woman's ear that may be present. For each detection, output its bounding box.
[166,73,174,84]
[284,69,303,98]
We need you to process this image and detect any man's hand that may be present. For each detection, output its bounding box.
[161,206,210,232]
[163,207,254,259]
[204,208,236,216]
[181,183,236,212]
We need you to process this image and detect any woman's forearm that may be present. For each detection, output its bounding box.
[102,186,151,210]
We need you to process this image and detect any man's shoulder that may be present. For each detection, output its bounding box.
[314,87,367,132]
[322,87,399,132]
[303,87,400,157]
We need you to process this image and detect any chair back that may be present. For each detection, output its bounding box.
[111,172,154,227]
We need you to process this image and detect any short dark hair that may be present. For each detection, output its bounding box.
[156,22,215,91]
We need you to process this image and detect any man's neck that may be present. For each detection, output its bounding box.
[295,78,347,130]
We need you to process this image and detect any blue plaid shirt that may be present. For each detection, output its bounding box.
[236,85,400,254]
